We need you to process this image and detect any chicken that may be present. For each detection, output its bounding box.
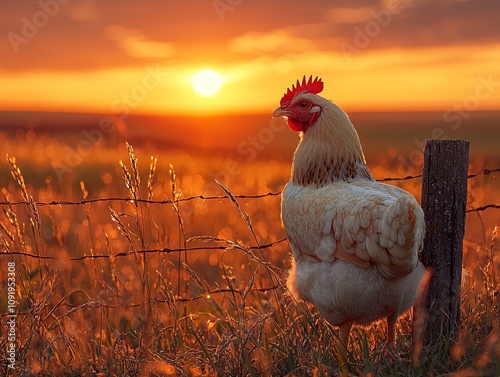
[273,76,425,352]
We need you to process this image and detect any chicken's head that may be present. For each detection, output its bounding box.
[273,76,324,133]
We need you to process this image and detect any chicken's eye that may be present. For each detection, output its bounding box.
[299,101,309,109]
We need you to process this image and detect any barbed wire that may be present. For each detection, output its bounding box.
[0,167,498,261]
[0,285,285,317]
[2,238,288,261]
[466,204,500,213]
[0,167,498,318]
[0,168,497,208]
[376,167,500,182]
[466,167,500,179]
[376,174,422,182]
[0,166,497,328]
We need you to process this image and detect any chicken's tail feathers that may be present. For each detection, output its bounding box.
[407,198,425,253]
[379,195,425,278]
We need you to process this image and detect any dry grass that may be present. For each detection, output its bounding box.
[0,130,499,376]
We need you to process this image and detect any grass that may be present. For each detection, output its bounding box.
[0,130,499,376]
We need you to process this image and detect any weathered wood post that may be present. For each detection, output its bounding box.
[419,139,469,347]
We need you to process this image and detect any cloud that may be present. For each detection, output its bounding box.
[229,30,315,54]
[0,0,499,73]
[326,7,376,24]
[69,1,99,22]
[105,25,176,59]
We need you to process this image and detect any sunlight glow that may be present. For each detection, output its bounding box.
[191,69,223,97]
[2,44,500,114]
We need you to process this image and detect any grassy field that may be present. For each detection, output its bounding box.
[0,115,499,376]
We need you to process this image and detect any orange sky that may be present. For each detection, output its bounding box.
[1,1,499,115]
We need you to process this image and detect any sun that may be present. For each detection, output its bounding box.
[191,69,223,97]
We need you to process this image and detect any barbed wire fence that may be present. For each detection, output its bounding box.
[0,167,499,260]
[0,166,499,315]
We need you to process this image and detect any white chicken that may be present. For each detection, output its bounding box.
[273,76,425,351]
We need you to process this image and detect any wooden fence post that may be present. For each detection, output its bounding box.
[419,139,469,347]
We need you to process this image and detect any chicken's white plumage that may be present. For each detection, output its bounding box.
[282,179,425,327]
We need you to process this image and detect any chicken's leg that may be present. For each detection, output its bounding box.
[339,320,353,353]
[387,315,396,348]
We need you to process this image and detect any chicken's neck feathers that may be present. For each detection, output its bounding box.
[292,104,374,187]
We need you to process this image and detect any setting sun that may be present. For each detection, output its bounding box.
[191,69,223,97]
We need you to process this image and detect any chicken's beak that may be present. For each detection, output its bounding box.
[272,107,286,118]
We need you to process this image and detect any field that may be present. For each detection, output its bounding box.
[0,111,499,376]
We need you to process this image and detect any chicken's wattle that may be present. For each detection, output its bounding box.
[287,118,307,132]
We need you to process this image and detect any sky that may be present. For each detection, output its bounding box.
[0,0,499,115]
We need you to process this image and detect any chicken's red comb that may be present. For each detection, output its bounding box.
[280,75,324,107]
